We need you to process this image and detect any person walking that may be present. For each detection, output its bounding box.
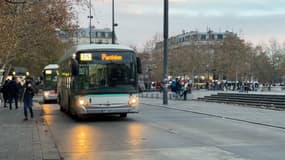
[1,79,10,108]
[23,78,35,120]
[17,81,24,105]
[180,82,189,100]
[7,77,19,110]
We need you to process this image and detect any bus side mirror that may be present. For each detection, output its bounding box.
[71,59,79,76]
[136,57,142,74]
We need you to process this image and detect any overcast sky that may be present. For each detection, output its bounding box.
[77,0,285,49]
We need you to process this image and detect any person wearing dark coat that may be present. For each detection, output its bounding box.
[23,78,35,120]
[7,77,19,110]
[1,80,10,108]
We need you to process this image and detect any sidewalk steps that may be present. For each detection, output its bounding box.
[203,97,285,106]
[217,93,285,99]
[202,95,285,103]
[199,93,285,109]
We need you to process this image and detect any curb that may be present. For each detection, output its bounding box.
[34,103,62,160]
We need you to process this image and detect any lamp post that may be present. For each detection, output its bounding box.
[88,0,93,44]
[112,0,118,44]
[163,0,169,105]
[206,64,209,81]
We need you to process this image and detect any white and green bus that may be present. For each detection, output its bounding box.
[57,44,142,118]
[42,64,59,103]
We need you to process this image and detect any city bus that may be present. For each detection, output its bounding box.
[57,44,142,118]
[42,64,59,103]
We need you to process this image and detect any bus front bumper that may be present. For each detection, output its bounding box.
[77,106,139,115]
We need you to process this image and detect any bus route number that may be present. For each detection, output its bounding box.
[80,53,92,61]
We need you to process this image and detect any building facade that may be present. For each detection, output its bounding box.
[155,30,236,49]
[75,28,113,44]
[56,27,114,44]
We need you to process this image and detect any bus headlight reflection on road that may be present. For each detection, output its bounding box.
[128,96,139,107]
[77,97,89,107]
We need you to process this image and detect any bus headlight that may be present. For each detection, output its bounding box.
[128,96,139,107]
[44,91,49,97]
[77,97,89,107]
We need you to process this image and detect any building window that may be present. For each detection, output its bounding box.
[97,32,101,38]
[192,34,198,40]
[91,32,96,37]
[201,34,206,40]
[185,35,190,41]
[217,34,223,40]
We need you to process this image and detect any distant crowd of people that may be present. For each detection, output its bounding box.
[204,81,260,92]
[170,78,192,100]
[0,76,36,120]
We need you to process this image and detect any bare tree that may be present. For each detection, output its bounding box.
[0,0,82,76]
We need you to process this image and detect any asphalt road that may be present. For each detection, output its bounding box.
[41,101,285,160]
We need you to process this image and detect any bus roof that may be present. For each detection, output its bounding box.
[75,44,134,52]
[44,64,59,70]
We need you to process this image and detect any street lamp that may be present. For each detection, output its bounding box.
[88,0,93,44]
[163,0,169,105]
[112,0,118,44]
[206,64,209,81]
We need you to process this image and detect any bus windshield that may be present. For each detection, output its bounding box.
[75,51,137,93]
[43,70,58,90]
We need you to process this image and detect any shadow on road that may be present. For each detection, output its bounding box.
[72,115,138,123]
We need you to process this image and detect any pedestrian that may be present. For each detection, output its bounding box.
[1,79,10,108]
[23,77,35,120]
[180,82,189,100]
[17,81,24,104]
[171,79,177,97]
[176,79,182,98]
[7,77,19,110]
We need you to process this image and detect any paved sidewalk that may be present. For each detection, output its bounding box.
[0,98,60,160]
[140,89,285,101]
[141,98,285,129]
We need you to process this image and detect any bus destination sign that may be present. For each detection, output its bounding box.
[101,53,123,61]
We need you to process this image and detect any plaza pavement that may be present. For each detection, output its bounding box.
[0,97,60,160]
[140,90,285,129]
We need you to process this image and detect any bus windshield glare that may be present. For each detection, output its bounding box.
[75,51,137,93]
